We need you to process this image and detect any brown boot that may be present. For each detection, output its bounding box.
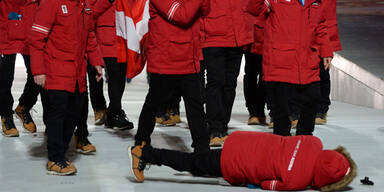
[47,160,77,176]
[315,113,327,125]
[209,137,223,147]
[1,116,19,137]
[155,113,176,126]
[75,136,96,154]
[248,116,267,125]
[127,142,147,182]
[15,105,36,133]
[94,109,107,125]
[169,108,181,123]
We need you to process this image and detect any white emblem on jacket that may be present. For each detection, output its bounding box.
[61,5,68,14]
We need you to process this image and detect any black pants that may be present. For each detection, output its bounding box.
[18,55,42,111]
[244,52,266,117]
[74,91,89,139]
[267,82,320,136]
[0,54,16,116]
[135,73,209,152]
[87,62,106,112]
[46,86,87,161]
[142,146,222,177]
[318,60,331,114]
[105,58,127,115]
[203,47,243,136]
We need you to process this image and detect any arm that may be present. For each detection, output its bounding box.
[93,0,114,19]
[246,0,271,17]
[151,0,204,27]
[29,0,56,86]
[86,31,105,81]
[314,7,333,69]
[260,180,308,191]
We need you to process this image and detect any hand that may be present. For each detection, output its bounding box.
[34,74,46,87]
[323,57,332,70]
[95,66,103,82]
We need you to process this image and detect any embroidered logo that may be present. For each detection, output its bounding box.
[61,5,68,14]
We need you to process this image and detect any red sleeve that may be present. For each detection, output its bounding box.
[92,0,113,19]
[260,180,307,191]
[246,0,271,16]
[315,6,333,58]
[29,0,56,75]
[151,0,204,27]
[86,31,104,67]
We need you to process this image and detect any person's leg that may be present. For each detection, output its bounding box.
[169,86,182,123]
[296,82,321,135]
[105,58,133,129]
[222,47,243,135]
[243,51,259,117]
[15,55,39,133]
[0,54,16,116]
[316,60,331,123]
[134,73,173,146]
[266,82,292,136]
[142,146,222,177]
[180,74,210,153]
[254,54,267,119]
[46,90,70,162]
[204,47,226,139]
[87,61,107,112]
[199,60,207,104]
[0,54,18,136]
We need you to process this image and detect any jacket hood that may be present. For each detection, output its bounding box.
[312,149,350,188]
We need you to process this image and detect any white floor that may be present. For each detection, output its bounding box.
[1,63,383,192]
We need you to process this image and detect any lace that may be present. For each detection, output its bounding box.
[3,116,16,130]
[53,160,68,169]
[19,108,34,124]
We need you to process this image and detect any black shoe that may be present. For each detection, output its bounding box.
[105,110,134,130]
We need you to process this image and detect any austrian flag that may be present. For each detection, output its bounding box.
[116,0,149,79]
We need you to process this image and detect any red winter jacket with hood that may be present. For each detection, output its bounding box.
[247,0,333,85]
[91,0,117,58]
[221,131,351,190]
[200,0,253,48]
[30,0,104,93]
[146,0,209,75]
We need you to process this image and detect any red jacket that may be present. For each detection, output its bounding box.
[0,0,25,54]
[30,0,104,93]
[146,0,209,75]
[248,0,333,85]
[91,0,117,58]
[250,14,266,55]
[323,0,341,52]
[21,0,39,55]
[200,0,253,48]
[221,131,323,190]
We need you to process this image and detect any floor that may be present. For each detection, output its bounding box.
[0,64,383,192]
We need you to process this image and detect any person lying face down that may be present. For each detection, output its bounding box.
[127,131,357,191]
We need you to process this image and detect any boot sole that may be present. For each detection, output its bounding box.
[105,125,134,130]
[47,170,76,176]
[94,115,107,126]
[15,113,36,133]
[1,132,19,137]
[127,146,142,182]
[76,148,96,155]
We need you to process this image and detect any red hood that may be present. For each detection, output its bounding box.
[312,150,350,188]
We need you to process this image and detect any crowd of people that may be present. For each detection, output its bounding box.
[1,0,356,191]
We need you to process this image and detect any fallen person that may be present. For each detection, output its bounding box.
[127,131,356,191]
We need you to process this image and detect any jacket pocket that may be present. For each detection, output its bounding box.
[309,3,321,25]
[271,44,296,70]
[7,20,25,41]
[168,35,193,63]
[204,10,227,36]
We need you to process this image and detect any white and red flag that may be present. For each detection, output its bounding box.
[116,0,149,79]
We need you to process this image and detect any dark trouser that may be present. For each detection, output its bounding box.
[46,85,87,161]
[142,146,222,177]
[74,91,89,139]
[135,73,209,152]
[267,82,320,136]
[0,54,16,116]
[199,60,207,104]
[18,55,41,111]
[244,51,266,117]
[87,61,106,112]
[105,58,127,115]
[203,47,243,136]
[318,60,331,114]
